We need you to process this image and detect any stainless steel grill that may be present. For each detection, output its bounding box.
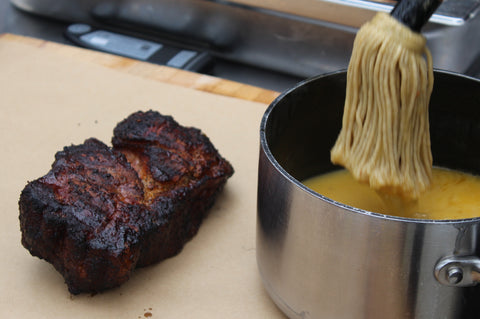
[10,0,480,78]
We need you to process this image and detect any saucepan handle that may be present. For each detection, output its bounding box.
[435,256,480,287]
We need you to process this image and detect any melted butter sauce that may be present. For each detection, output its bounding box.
[303,168,480,220]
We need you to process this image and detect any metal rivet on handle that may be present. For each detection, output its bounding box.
[446,267,463,285]
[435,256,480,287]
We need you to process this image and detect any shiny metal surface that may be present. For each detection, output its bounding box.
[435,256,480,287]
[10,0,480,78]
[0,0,301,92]
[257,71,480,319]
[10,0,480,27]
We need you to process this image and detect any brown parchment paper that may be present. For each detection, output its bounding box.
[0,40,286,318]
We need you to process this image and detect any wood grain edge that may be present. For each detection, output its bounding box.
[0,33,280,104]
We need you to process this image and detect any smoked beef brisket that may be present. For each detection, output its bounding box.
[19,111,234,294]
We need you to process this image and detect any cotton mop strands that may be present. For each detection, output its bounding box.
[330,12,434,200]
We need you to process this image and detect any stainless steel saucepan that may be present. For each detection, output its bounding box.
[257,70,480,319]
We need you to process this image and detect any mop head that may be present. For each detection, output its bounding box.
[330,12,434,200]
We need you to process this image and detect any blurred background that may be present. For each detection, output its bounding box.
[1,0,479,92]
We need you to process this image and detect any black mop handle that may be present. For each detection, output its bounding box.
[390,0,443,32]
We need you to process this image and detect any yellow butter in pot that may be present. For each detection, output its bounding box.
[303,167,480,220]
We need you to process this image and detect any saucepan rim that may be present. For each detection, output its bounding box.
[260,69,480,225]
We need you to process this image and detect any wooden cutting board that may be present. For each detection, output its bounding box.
[0,34,287,319]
